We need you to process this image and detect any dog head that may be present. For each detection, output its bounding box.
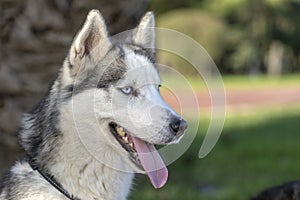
[61,10,188,188]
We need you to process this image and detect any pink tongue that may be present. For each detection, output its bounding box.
[132,137,168,189]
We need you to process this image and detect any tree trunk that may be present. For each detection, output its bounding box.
[266,41,284,76]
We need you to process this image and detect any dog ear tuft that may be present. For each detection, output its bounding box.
[132,12,155,55]
[68,10,111,77]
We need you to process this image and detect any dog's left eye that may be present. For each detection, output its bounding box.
[120,87,133,95]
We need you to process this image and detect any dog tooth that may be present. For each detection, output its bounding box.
[123,136,128,143]
[119,130,125,137]
[129,143,133,148]
[116,127,124,136]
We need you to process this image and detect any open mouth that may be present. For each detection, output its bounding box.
[109,122,168,189]
[109,123,136,154]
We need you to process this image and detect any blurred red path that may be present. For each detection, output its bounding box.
[162,86,300,112]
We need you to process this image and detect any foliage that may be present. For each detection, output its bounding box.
[150,0,204,14]
[151,0,300,74]
[156,9,227,75]
[130,107,300,199]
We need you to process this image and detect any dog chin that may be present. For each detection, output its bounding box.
[126,157,146,174]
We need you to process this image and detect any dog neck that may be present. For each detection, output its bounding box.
[45,106,134,200]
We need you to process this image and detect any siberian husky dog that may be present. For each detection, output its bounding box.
[0,10,187,200]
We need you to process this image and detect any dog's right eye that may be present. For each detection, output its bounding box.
[120,87,133,95]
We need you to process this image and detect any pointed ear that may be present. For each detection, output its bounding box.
[132,12,155,55]
[68,9,111,77]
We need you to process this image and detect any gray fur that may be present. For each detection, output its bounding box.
[0,10,187,200]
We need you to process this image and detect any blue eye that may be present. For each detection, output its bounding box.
[121,87,133,95]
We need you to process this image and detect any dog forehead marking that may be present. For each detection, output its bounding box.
[123,47,153,69]
[121,47,160,85]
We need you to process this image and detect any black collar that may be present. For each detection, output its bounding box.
[29,160,81,200]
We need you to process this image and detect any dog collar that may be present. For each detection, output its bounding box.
[29,160,81,200]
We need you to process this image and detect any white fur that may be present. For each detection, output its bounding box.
[109,49,180,143]
[132,11,156,54]
[51,98,134,200]
[46,46,180,199]
[69,10,111,78]
[46,11,159,199]
[1,10,185,200]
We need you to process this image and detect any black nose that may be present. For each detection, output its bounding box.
[169,118,188,135]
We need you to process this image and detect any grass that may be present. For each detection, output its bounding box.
[129,106,300,200]
[160,73,300,90]
[222,74,300,89]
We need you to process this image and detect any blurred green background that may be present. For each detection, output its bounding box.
[130,0,300,199]
[153,0,300,75]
